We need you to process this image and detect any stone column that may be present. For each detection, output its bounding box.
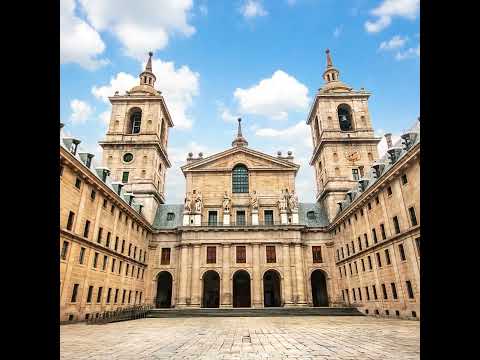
[294,244,307,306]
[177,244,189,307]
[221,244,232,308]
[252,244,262,308]
[190,244,201,307]
[283,244,293,306]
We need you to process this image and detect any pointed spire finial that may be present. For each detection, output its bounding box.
[326,49,333,68]
[146,51,153,72]
[237,117,242,136]
[232,117,248,147]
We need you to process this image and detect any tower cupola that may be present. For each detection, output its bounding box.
[320,49,352,93]
[139,52,156,87]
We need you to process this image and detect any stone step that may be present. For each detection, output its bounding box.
[147,307,364,318]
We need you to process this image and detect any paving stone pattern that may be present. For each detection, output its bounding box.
[60,316,419,360]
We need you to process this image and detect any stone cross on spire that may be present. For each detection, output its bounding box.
[232,117,248,147]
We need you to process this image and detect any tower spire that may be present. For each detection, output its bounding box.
[326,49,333,68]
[146,51,153,72]
[139,51,156,88]
[232,118,248,147]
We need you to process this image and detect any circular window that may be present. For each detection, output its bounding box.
[123,153,134,163]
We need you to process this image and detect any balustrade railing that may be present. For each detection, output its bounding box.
[86,304,153,325]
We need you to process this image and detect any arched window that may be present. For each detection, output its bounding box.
[337,104,354,131]
[232,164,249,193]
[128,108,142,134]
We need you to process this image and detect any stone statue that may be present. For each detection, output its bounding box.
[278,189,288,211]
[222,191,231,212]
[288,189,299,211]
[194,191,203,213]
[250,190,259,210]
[184,192,192,212]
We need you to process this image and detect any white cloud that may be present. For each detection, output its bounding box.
[199,4,208,16]
[69,99,93,124]
[379,35,408,51]
[91,59,200,130]
[255,121,312,148]
[217,103,239,123]
[78,0,195,59]
[365,0,419,33]
[99,110,111,125]
[377,133,401,157]
[234,70,310,120]
[333,25,343,38]
[395,44,420,60]
[60,0,108,70]
[241,0,268,18]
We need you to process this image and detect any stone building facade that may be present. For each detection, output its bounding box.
[59,51,420,322]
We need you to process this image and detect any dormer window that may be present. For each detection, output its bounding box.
[166,213,175,221]
[307,211,316,220]
[337,104,354,131]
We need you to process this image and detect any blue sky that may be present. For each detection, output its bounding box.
[60,0,419,204]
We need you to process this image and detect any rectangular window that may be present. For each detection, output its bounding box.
[60,165,64,177]
[399,243,406,261]
[393,216,401,234]
[264,210,274,225]
[208,211,218,226]
[121,240,125,253]
[71,284,79,302]
[93,252,98,268]
[140,292,143,303]
[401,174,408,185]
[415,237,420,256]
[114,237,119,251]
[111,204,115,214]
[352,288,356,301]
[354,261,358,273]
[114,289,119,303]
[376,252,382,267]
[75,178,82,189]
[122,171,129,183]
[102,255,108,271]
[349,263,352,275]
[79,247,85,264]
[375,196,379,205]
[128,291,132,304]
[134,246,137,259]
[358,287,362,301]
[364,233,369,248]
[128,244,132,257]
[339,267,342,278]
[406,280,414,299]
[387,186,392,196]
[382,284,388,299]
[341,290,345,301]
[372,285,378,300]
[236,211,246,226]
[351,241,355,254]
[207,246,216,263]
[361,258,365,271]
[346,244,350,257]
[118,261,122,274]
[126,263,130,276]
[122,290,126,304]
[90,190,96,200]
[409,207,418,226]
[365,286,370,300]
[385,249,391,265]
[103,199,107,208]
[67,211,75,230]
[368,202,372,210]
[358,237,362,251]
[336,249,340,261]
[391,283,398,299]
[236,246,246,263]
[131,265,134,277]
[312,246,323,263]
[61,241,69,260]
[266,246,276,263]
[97,228,103,244]
[106,288,111,303]
[352,168,359,180]
[111,258,116,273]
[345,289,350,303]
[360,209,364,216]
[367,256,372,270]
[380,223,386,240]
[161,248,171,265]
[106,232,111,248]
[83,220,90,238]
[372,228,378,243]
[86,285,93,303]
[341,247,344,259]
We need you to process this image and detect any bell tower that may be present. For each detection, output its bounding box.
[99,52,174,224]
[307,49,381,222]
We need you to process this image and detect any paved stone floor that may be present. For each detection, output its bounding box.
[60,316,419,360]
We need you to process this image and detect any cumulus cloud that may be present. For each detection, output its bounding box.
[60,0,108,70]
[241,0,268,18]
[78,0,195,59]
[379,35,408,51]
[99,110,111,125]
[365,0,419,33]
[255,121,312,148]
[395,44,420,60]
[234,70,310,120]
[91,59,199,130]
[69,99,93,124]
[217,102,239,123]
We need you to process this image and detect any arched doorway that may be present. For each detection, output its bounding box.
[263,270,281,307]
[311,270,329,306]
[156,271,173,308]
[202,270,220,308]
[233,270,251,307]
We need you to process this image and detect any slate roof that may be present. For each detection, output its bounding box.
[153,204,184,229]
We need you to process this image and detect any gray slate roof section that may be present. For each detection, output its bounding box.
[298,202,329,227]
[153,204,184,229]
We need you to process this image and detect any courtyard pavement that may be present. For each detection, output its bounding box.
[60,316,419,360]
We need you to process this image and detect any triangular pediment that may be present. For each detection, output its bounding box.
[181,146,300,173]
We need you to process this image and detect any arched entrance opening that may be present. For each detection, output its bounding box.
[263,270,282,307]
[233,270,251,307]
[156,271,173,308]
[311,270,329,307]
[202,270,220,308]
